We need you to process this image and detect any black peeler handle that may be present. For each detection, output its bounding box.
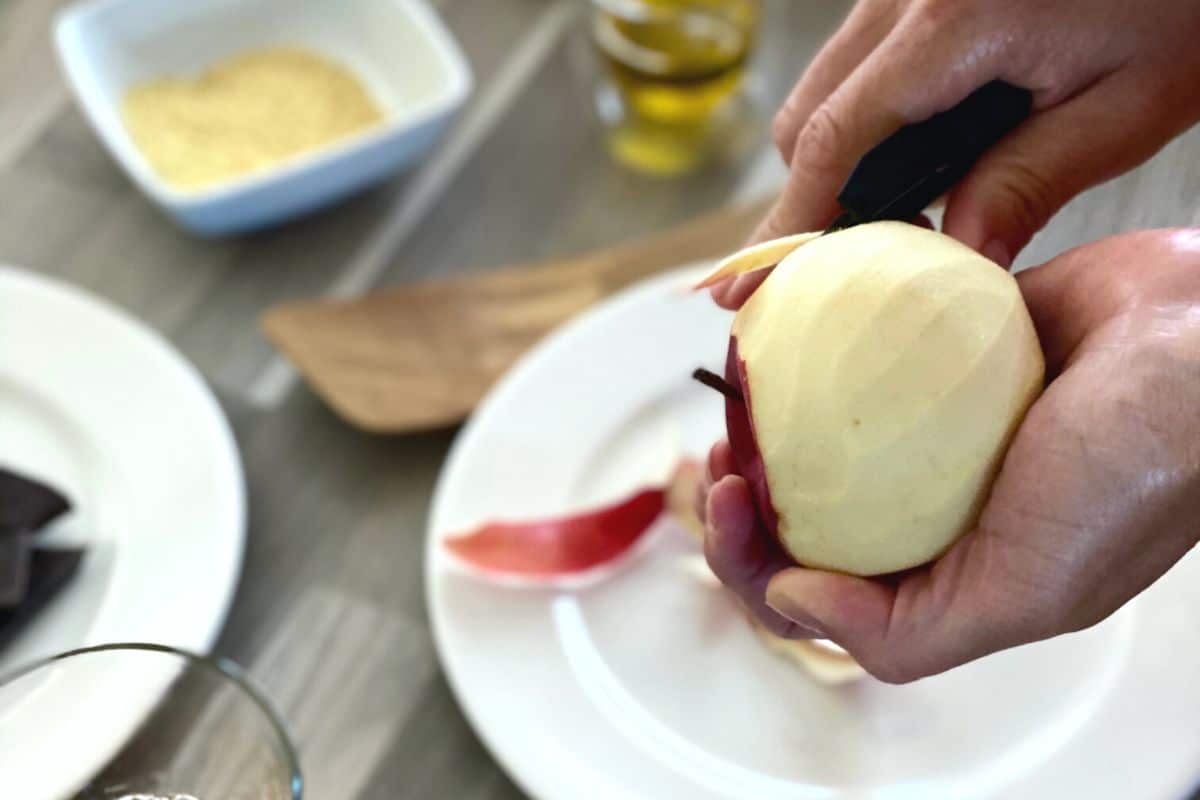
[829,81,1033,231]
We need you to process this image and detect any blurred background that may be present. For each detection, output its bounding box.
[0,0,828,398]
[2,0,1199,798]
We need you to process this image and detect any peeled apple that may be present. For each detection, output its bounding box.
[713,221,1045,576]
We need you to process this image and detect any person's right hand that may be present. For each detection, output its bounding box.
[699,228,1200,681]
[713,0,1200,309]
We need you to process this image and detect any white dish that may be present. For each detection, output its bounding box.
[0,267,245,799]
[55,0,471,236]
[427,265,1200,800]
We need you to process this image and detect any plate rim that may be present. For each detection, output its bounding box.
[0,264,246,796]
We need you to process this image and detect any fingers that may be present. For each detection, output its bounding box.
[943,69,1193,265]
[710,212,933,309]
[764,568,895,668]
[773,0,900,165]
[703,475,816,638]
[695,440,737,522]
[713,0,899,310]
[764,530,1041,683]
[710,270,770,310]
[750,9,1008,245]
[707,439,737,485]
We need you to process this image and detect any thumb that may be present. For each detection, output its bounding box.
[943,70,1183,266]
[764,530,1041,683]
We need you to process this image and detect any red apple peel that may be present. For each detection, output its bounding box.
[443,488,667,586]
[723,338,781,540]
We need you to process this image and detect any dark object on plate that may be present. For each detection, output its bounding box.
[0,548,85,652]
[0,535,32,609]
[0,467,72,535]
[826,81,1033,233]
[0,468,81,644]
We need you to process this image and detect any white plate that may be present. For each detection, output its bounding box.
[427,265,1200,800]
[0,267,245,798]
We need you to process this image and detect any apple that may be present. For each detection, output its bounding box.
[711,221,1045,576]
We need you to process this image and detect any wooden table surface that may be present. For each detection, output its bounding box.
[2,1,1198,798]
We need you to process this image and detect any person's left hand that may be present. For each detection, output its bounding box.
[696,228,1200,682]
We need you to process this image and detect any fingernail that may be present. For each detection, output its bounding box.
[982,240,1012,268]
[765,597,826,638]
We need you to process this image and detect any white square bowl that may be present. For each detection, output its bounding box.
[55,0,472,236]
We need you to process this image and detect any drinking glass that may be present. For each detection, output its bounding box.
[590,0,762,176]
[0,643,302,800]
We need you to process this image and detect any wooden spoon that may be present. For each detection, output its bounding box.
[262,198,769,433]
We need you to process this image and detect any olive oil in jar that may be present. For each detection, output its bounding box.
[592,0,760,175]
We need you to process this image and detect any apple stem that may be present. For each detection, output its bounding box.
[692,368,744,403]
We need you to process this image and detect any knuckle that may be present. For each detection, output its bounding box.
[792,102,849,176]
[910,0,961,28]
[757,210,789,241]
[992,160,1061,239]
[771,109,796,161]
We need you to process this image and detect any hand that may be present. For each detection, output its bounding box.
[700,229,1200,682]
[712,0,1200,309]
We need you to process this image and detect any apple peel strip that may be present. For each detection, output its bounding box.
[442,487,668,589]
[693,231,822,290]
[443,457,704,590]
